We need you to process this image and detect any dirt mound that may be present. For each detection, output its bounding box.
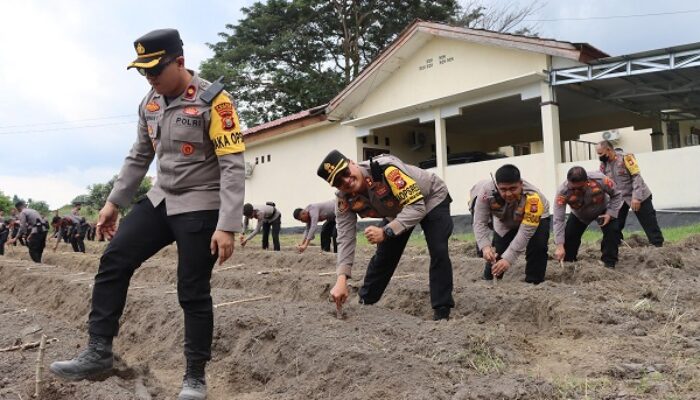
[1,236,699,399]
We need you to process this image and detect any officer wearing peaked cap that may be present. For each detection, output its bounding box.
[50,28,246,400]
[318,150,455,321]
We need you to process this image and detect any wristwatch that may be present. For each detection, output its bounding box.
[383,225,395,238]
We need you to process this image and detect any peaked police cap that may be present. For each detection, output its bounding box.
[127,28,183,70]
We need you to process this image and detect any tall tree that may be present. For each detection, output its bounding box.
[455,0,542,36]
[87,176,153,216]
[0,190,12,214]
[201,0,460,126]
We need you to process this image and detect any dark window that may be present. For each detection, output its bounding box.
[255,157,259,165]
[373,136,379,145]
[267,154,271,162]
[385,137,390,146]
[261,156,265,164]
[362,137,367,143]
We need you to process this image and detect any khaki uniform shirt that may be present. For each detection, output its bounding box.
[245,205,281,241]
[599,151,651,205]
[335,154,450,277]
[553,171,623,245]
[108,72,246,232]
[472,180,550,265]
[302,200,336,241]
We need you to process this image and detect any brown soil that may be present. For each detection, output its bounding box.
[1,236,699,399]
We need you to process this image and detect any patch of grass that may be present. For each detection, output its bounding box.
[581,223,700,243]
[553,376,612,400]
[635,371,664,395]
[452,336,505,375]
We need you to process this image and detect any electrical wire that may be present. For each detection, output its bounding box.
[525,8,700,22]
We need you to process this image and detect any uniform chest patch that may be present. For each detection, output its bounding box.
[181,143,195,156]
[175,116,203,128]
[146,101,160,112]
[183,106,199,116]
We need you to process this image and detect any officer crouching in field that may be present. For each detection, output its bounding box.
[319,150,455,321]
[596,140,664,247]
[472,165,551,284]
[241,203,281,251]
[6,201,48,263]
[553,167,623,269]
[293,200,337,253]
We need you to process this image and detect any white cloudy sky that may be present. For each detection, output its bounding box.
[1,0,699,208]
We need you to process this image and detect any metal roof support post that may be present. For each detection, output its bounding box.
[540,80,562,197]
[434,108,448,180]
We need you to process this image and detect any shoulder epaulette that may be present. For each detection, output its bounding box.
[199,76,225,104]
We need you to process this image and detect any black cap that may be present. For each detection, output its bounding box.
[127,28,183,70]
[317,150,350,186]
[14,201,26,209]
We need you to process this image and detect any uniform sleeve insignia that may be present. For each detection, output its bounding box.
[522,193,543,226]
[623,154,640,175]
[384,166,424,206]
[209,93,244,156]
[145,101,160,112]
[603,177,615,188]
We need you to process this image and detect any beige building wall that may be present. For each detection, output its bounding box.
[244,123,357,227]
[354,38,547,119]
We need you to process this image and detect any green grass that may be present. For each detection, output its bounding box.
[581,223,700,243]
[247,222,700,251]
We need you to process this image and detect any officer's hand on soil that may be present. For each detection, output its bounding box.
[364,226,385,244]
[631,199,641,212]
[240,236,247,248]
[491,258,510,276]
[482,246,498,263]
[97,202,119,240]
[297,243,307,253]
[554,244,566,261]
[210,230,235,265]
[599,214,612,227]
[330,275,349,307]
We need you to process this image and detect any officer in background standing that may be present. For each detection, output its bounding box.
[0,217,9,256]
[318,150,455,321]
[596,140,664,247]
[241,203,281,251]
[293,200,337,253]
[72,201,83,217]
[553,167,623,269]
[472,165,551,284]
[49,28,245,400]
[6,201,48,263]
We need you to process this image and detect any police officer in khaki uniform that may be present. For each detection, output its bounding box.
[596,140,664,247]
[472,165,551,284]
[318,150,455,321]
[50,29,245,400]
[293,200,337,253]
[7,201,48,263]
[553,167,623,269]
[241,203,281,251]
[0,217,9,256]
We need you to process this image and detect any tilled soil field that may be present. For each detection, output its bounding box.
[0,234,699,399]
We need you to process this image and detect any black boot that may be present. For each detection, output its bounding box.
[49,335,113,380]
[178,359,207,400]
[433,306,451,321]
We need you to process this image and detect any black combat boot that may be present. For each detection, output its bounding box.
[433,306,451,321]
[178,359,207,400]
[49,334,113,380]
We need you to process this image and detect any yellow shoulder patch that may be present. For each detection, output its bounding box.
[623,154,640,175]
[522,193,544,227]
[384,166,424,206]
[209,92,245,156]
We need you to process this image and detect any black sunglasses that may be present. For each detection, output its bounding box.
[137,58,176,77]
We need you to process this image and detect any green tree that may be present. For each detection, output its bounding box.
[0,190,12,214]
[201,0,460,126]
[27,200,50,215]
[87,175,153,215]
